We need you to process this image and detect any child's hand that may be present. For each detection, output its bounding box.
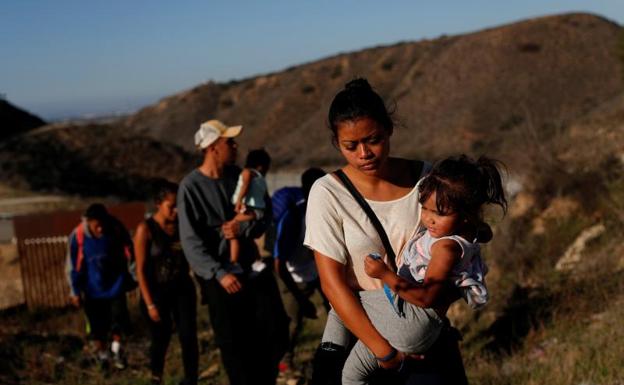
[365,254,390,279]
[235,201,244,214]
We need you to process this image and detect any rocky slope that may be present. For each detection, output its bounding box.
[124,12,622,172]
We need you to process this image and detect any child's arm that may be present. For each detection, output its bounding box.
[364,239,461,308]
[235,168,253,213]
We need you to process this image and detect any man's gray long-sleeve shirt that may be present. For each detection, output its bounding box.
[178,166,267,281]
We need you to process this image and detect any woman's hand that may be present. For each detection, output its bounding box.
[364,254,390,279]
[69,295,81,308]
[147,304,161,322]
[377,349,404,370]
[378,350,425,370]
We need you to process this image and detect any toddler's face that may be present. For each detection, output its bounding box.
[420,192,460,238]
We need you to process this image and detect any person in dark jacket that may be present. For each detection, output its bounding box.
[66,203,133,370]
[134,180,198,385]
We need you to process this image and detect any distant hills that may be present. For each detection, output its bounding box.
[0,100,46,141]
[1,12,622,198]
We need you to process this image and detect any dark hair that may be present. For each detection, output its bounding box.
[84,203,109,222]
[328,78,394,141]
[245,148,271,169]
[301,167,326,198]
[418,155,508,222]
[151,179,178,205]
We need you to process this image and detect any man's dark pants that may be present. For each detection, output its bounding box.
[201,268,289,385]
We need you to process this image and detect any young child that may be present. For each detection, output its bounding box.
[328,154,507,385]
[229,149,271,271]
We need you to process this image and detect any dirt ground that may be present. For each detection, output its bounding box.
[0,242,23,310]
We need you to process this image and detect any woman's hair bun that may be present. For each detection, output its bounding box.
[328,77,394,137]
[344,78,372,92]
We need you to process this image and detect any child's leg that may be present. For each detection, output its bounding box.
[342,339,380,385]
[338,291,445,385]
[230,238,240,264]
[233,211,256,222]
[229,210,256,264]
[321,308,352,347]
[358,289,444,353]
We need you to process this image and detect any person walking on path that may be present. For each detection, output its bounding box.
[304,78,468,385]
[178,119,289,385]
[66,203,134,371]
[274,167,331,371]
[134,179,198,385]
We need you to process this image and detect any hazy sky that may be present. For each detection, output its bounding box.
[2,1,623,120]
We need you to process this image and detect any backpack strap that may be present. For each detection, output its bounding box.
[333,169,397,271]
[75,223,85,272]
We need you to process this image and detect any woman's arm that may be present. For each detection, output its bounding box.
[134,222,160,322]
[365,239,461,308]
[316,251,403,368]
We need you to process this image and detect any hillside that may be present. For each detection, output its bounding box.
[0,123,197,199]
[0,100,46,141]
[1,13,622,197]
[123,12,622,172]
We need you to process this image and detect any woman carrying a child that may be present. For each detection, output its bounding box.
[304,78,473,385]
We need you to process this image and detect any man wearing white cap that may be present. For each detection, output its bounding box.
[178,120,288,385]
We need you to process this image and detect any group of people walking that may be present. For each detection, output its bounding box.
[66,77,508,385]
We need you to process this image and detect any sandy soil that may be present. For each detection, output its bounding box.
[0,242,23,309]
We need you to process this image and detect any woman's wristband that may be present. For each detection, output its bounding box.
[375,347,398,362]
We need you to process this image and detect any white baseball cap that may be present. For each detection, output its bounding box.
[194,119,243,149]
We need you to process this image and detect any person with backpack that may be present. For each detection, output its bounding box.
[273,167,330,372]
[134,180,198,385]
[66,203,134,371]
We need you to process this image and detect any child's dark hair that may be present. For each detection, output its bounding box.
[84,203,109,222]
[328,78,394,142]
[419,155,508,222]
[245,148,271,169]
[151,179,178,205]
